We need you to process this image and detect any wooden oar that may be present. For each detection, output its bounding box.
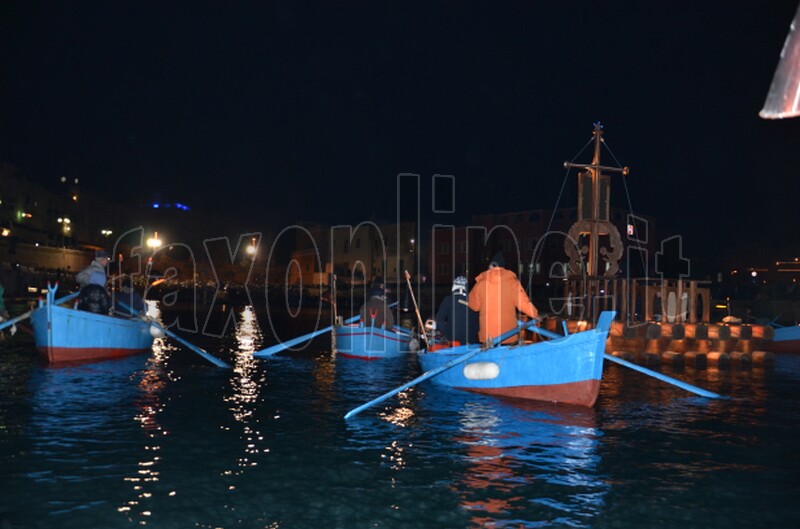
[526,324,724,400]
[254,314,360,358]
[344,319,538,419]
[603,352,724,399]
[117,300,230,368]
[253,301,399,358]
[403,270,430,350]
[0,291,80,332]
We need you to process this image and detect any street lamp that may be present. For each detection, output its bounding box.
[145,232,162,279]
[146,232,162,249]
[246,237,257,256]
[57,217,71,246]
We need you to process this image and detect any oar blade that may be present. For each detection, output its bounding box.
[252,313,363,358]
[158,323,231,368]
[117,300,230,369]
[344,346,483,419]
[603,353,724,399]
[0,310,33,332]
[253,326,332,357]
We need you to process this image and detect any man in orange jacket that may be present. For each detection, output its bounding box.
[468,252,538,344]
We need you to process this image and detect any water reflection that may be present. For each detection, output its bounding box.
[11,304,800,528]
[449,399,606,528]
[311,348,337,416]
[227,305,262,422]
[118,301,175,525]
[147,301,180,371]
[337,354,420,428]
[224,305,268,472]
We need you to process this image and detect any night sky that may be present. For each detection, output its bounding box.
[2,1,800,273]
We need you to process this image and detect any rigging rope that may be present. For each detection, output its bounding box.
[602,138,648,275]
[545,135,594,236]
[602,138,635,216]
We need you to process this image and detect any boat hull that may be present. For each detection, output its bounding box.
[31,304,154,364]
[335,325,414,360]
[763,325,800,353]
[417,311,614,407]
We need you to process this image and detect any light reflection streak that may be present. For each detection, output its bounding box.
[312,351,337,414]
[381,439,408,472]
[223,305,267,472]
[451,400,606,528]
[339,357,418,486]
[118,301,174,525]
[379,388,417,427]
[146,300,173,367]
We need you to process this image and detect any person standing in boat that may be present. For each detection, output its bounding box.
[76,250,111,288]
[76,250,112,314]
[435,275,478,345]
[359,278,394,329]
[469,252,538,345]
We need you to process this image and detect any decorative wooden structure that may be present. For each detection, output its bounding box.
[560,124,713,325]
[553,124,776,367]
[564,122,628,278]
[562,277,711,324]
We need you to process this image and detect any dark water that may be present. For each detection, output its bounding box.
[1,304,799,529]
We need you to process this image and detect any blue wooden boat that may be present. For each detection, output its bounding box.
[335,324,417,360]
[30,285,155,364]
[416,311,615,407]
[764,324,800,353]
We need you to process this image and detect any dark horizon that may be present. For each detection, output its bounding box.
[2,1,800,274]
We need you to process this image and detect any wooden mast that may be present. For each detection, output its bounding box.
[564,122,629,277]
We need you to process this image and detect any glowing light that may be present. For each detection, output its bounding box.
[146,232,162,249]
[57,217,72,235]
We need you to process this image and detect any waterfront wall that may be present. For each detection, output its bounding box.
[541,318,778,370]
[0,240,90,297]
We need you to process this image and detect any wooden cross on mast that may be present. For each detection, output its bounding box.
[563,122,629,277]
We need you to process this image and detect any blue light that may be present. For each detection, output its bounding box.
[151,201,190,211]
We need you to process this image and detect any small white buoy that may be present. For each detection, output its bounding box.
[463,362,500,380]
[149,325,165,338]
